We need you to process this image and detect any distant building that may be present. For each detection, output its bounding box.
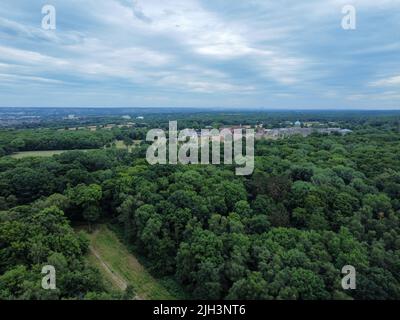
[256,126,352,140]
[317,128,353,135]
[136,116,144,120]
[294,121,301,127]
[304,121,321,127]
[220,124,252,132]
[122,115,131,120]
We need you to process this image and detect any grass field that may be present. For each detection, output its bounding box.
[85,225,176,300]
[11,150,70,158]
[111,140,142,152]
[10,140,142,159]
[10,149,91,159]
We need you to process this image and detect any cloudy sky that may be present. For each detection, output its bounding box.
[0,0,399,109]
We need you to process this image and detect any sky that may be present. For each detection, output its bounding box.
[0,0,399,109]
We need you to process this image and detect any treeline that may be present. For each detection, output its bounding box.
[135,110,400,131]
[0,129,114,155]
[0,127,150,156]
[0,147,147,208]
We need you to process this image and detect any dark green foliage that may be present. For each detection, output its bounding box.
[0,206,107,299]
[1,111,400,300]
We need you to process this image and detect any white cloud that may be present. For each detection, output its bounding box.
[370,75,400,87]
[1,0,400,107]
[88,0,310,85]
[0,73,65,85]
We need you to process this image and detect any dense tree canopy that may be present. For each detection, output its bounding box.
[1,112,400,299]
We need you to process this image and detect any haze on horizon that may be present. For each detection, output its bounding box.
[0,0,399,109]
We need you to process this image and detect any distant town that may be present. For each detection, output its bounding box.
[59,116,352,140]
[219,121,352,140]
[0,109,353,140]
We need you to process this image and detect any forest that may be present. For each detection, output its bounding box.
[0,110,400,300]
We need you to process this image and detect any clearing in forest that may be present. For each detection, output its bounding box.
[86,225,176,300]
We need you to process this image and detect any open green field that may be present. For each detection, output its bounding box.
[11,150,72,159]
[10,140,142,159]
[85,225,176,300]
[10,150,85,159]
[112,140,142,152]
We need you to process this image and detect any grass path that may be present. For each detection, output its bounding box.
[89,243,128,291]
[86,225,175,300]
